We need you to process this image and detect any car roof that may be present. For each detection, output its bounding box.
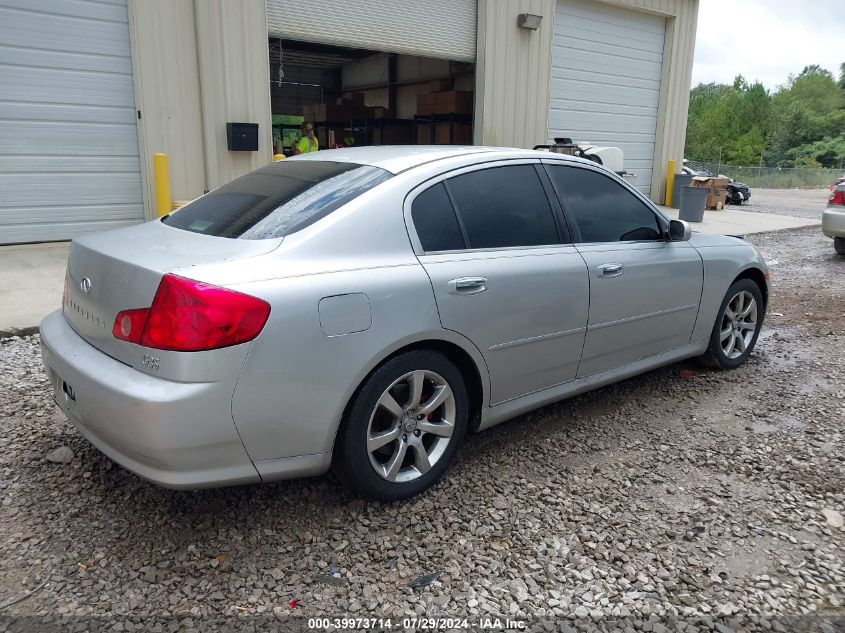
[286,145,587,174]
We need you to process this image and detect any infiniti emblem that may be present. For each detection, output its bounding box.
[80,277,92,294]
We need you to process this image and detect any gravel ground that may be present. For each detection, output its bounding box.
[732,188,830,220]
[1,226,843,633]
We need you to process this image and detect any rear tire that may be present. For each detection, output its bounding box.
[835,237,845,256]
[699,279,764,370]
[333,350,468,501]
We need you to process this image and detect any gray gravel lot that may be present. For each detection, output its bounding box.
[1,225,843,632]
[733,188,829,220]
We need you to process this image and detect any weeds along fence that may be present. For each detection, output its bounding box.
[691,161,842,189]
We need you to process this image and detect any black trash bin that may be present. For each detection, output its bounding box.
[678,185,707,222]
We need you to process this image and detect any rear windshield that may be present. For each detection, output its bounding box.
[162,160,392,239]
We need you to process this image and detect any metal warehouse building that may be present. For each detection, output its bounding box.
[0,0,698,244]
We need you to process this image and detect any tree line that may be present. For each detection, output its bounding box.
[685,64,845,169]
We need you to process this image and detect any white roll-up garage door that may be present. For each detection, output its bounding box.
[266,0,477,62]
[0,0,144,244]
[548,0,665,196]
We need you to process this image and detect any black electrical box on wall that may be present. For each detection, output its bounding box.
[226,122,259,151]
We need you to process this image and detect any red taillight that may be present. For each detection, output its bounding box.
[112,274,270,351]
[112,308,149,344]
[830,189,845,206]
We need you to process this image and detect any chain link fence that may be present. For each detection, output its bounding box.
[689,161,842,189]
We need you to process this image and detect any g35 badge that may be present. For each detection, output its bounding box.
[142,354,160,371]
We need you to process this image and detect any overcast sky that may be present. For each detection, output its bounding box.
[691,0,843,90]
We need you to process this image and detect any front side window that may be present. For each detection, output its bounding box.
[162,161,392,239]
[445,165,560,249]
[546,165,662,243]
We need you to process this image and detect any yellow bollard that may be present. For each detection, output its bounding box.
[273,153,285,161]
[153,153,172,218]
[665,159,676,207]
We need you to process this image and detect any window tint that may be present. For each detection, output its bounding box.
[547,165,662,243]
[445,165,560,249]
[162,161,391,239]
[411,183,466,252]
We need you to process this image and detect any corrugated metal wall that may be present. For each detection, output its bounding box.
[476,0,698,201]
[126,0,696,209]
[266,0,477,62]
[128,0,272,212]
[128,0,205,215]
[474,0,556,149]
[549,0,667,196]
[0,0,145,243]
[194,1,272,190]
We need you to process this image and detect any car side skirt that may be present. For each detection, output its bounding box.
[478,342,708,431]
[254,452,333,482]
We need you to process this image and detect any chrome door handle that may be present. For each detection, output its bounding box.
[598,263,624,278]
[448,277,489,295]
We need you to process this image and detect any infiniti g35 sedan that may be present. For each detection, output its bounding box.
[41,146,769,501]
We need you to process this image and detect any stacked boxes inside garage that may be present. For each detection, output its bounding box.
[300,78,474,148]
[415,78,473,144]
[303,93,414,147]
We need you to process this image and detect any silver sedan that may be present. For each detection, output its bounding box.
[41,146,769,500]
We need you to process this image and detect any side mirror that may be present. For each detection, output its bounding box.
[668,219,692,241]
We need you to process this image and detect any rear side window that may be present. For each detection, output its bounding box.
[546,165,661,242]
[446,165,560,249]
[411,183,465,252]
[162,161,392,239]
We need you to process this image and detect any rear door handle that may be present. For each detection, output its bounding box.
[598,263,624,278]
[447,277,489,295]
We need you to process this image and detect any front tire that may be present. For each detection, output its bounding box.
[835,237,845,256]
[699,279,764,369]
[333,350,468,501]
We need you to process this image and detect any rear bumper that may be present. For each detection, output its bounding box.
[822,206,845,238]
[39,311,260,489]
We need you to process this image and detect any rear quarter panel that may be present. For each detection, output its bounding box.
[689,234,769,344]
[229,264,452,462]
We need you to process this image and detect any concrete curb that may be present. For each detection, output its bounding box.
[0,326,40,340]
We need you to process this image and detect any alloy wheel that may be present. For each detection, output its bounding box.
[366,370,456,483]
[719,290,758,360]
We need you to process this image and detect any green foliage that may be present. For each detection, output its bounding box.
[685,64,845,169]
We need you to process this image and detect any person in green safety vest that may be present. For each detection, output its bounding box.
[295,122,319,154]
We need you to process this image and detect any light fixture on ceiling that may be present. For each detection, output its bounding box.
[517,13,542,30]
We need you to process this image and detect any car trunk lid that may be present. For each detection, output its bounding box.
[63,220,281,366]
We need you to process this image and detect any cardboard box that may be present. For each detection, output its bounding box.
[316,125,346,147]
[691,176,731,188]
[416,122,472,145]
[691,176,730,210]
[416,91,473,115]
[336,94,365,107]
[312,103,360,122]
[371,106,393,119]
[416,93,433,115]
[429,78,454,93]
[433,90,473,115]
